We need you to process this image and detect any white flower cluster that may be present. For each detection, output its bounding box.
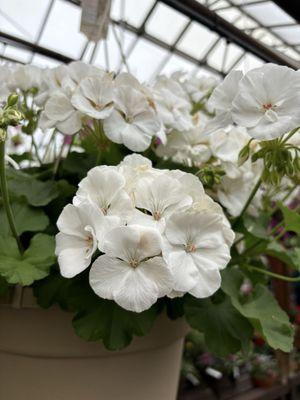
[0,62,163,152]
[208,63,300,140]
[55,154,234,312]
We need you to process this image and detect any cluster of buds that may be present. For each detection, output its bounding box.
[238,131,300,185]
[0,94,24,141]
[197,165,225,188]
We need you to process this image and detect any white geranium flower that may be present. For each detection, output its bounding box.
[103,86,160,152]
[179,173,235,246]
[71,74,114,119]
[42,90,82,135]
[153,76,193,131]
[56,202,117,278]
[118,153,161,194]
[217,170,262,217]
[163,211,231,297]
[7,65,43,92]
[89,225,173,312]
[206,70,243,133]
[73,166,134,222]
[232,64,300,140]
[156,123,212,167]
[210,126,250,163]
[131,174,192,231]
[183,75,219,103]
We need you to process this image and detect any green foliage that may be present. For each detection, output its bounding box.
[0,201,49,235]
[266,241,299,270]
[165,297,185,320]
[184,293,253,356]
[279,203,300,235]
[243,213,270,239]
[221,268,294,352]
[0,276,9,297]
[0,234,55,285]
[6,168,59,206]
[72,301,159,350]
[251,137,300,184]
[34,270,160,350]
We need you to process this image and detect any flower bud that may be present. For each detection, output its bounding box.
[6,93,18,107]
[3,108,23,126]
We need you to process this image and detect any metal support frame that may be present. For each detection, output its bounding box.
[0,30,73,63]
[160,0,299,69]
[0,0,299,73]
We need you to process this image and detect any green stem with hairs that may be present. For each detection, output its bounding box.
[0,140,23,255]
[244,264,300,282]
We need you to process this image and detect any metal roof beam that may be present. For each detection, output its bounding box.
[160,0,299,69]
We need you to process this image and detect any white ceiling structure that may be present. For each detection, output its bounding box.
[0,0,299,81]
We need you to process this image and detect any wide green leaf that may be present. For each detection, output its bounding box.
[6,168,59,206]
[0,234,55,286]
[221,268,294,352]
[184,294,253,356]
[0,201,49,235]
[73,300,159,350]
[279,203,300,235]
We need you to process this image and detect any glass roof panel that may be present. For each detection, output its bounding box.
[160,53,197,75]
[31,53,62,68]
[127,37,168,81]
[272,26,300,45]
[0,0,50,42]
[111,0,155,28]
[92,25,136,71]
[176,22,219,60]
[3,45,32,63]
[0,0,299,79]
[233,52,264,72]
[216,7,243,22]
[39,0,87,58]
[146,3,189,45]
[242,1,295,26]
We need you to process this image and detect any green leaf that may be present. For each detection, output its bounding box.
[0,234,55,286]
[279,203,300,235]
[6,168,59,206]
[62,152,95,179]
[221,268,294,352]
[0,275,9,297]
[266,241,299,269]
[24,233,56,269]
[33,271,96,312]
[0,201,49,235]
[33,272,74,310]
[73,300,159,350]
[184,294,253,356]
[243,213,270,239]
[165,297,185,320]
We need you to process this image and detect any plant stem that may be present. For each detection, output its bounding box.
[0,140,23,255]
[244,264,300,282]
[233,177,262,228]
[52,140,65,178]
[281,127,299,145]
[31,135,42,164]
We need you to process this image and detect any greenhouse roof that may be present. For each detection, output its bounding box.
[0,0,299,80]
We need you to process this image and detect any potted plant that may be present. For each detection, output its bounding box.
[0,61,299,400]
[250,355,279,388]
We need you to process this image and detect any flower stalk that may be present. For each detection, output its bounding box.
[0,139,23,255]
[244,264,300,282]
